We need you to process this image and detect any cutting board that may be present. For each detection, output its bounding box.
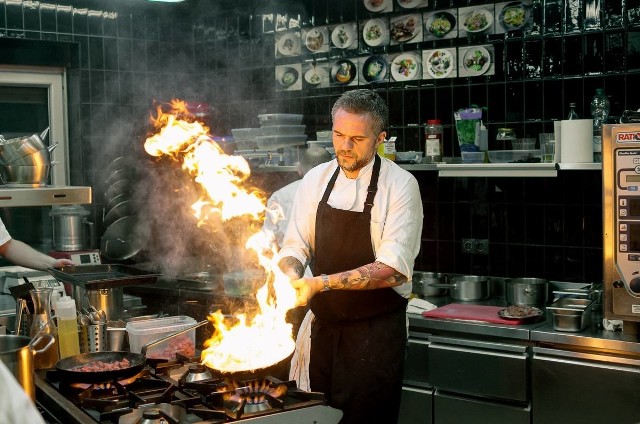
[421,304,523,325]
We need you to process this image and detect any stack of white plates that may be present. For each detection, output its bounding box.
[257,114,307,149]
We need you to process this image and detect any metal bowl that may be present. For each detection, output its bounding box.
[0,164,50,185]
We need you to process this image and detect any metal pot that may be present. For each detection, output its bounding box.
[0,334,55,400]
[412,272,448,297]
[506,278,548,307]
[73,287,124,322]
[50,204,95,251]
[430,275,490,301]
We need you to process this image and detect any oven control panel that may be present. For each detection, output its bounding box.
[614,149,640,294]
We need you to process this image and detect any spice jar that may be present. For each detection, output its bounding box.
[496,128,515,150]
[424,120,443,163]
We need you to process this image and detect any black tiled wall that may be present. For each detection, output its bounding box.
[0,0,622,282]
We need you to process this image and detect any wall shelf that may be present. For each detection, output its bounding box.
[436,163,558,177]
[0,186,92,207]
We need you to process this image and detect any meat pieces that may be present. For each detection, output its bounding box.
[146,334,195,360]
[73,358,131,372]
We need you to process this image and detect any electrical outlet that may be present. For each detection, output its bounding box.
[462,238,476,253]
[475,239,489,255]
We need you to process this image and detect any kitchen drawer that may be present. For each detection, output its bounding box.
[532,347,640,424]
[428,336,529,402]
[404,332,430,387]
[399,386,433,424]
[434,390,530,424]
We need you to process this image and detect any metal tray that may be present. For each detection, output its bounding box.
[48,264,161,290]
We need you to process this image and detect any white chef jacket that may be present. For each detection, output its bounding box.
[0,359,46,424]
[263,179,302,248]
[279,156,423,297]
[0,217,11,246]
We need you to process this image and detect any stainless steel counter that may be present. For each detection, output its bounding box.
[531,322,640,355]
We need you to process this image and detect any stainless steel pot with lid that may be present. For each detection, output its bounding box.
[50,204,95,251]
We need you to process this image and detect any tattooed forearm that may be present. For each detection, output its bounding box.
[278,256,305,279]
[330,261,407,290]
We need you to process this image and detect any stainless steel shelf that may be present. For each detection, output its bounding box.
[437,163,558,177]
[0,186,92,207]
[557,162,602,170]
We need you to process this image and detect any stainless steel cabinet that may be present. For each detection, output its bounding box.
[399,386,433,424]
[399,332,432,424]
[532,347,640,424]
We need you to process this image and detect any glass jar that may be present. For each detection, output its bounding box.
[496,128,516,150]
[30,287,59,369]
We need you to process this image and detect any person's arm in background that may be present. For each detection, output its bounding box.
[0,239,73,271]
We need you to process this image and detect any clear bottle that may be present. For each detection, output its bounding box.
[590,88,610,163]
[425,119,444,163]
[54,296,80,358]
[30,288,59,369]
[567,103,579,120]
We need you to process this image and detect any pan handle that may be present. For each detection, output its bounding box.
[140,319,209,357]
[428,283,455,288]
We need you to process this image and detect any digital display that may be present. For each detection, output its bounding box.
[631,199,640,218]
[80,254,91,264]
[630,224,640,252]
[627,175,640,182]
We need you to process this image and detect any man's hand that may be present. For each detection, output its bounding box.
[52,258,74,268]
[290,276,324,306]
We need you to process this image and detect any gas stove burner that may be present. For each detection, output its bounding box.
[178,364,213,385]
[118,403,200,424]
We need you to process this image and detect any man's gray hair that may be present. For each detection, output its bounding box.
[299,146,332,175]
[330,89,389,135]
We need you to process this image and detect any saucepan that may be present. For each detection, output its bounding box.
[428,275,491,301]
[0,333,55,400]
[412,271,448,297]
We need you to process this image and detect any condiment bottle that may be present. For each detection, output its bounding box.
[496,128,515,150]
[377,136,397,161]
[54,296,80,358]
[30,287,59,369]
[567,103,579,120]
[425,120,443,163]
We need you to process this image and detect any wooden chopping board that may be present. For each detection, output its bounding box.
[421,304,524,325]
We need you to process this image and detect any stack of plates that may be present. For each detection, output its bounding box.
[256,114,307,149]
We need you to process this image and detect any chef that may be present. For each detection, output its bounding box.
[0,217,73,270]
[278,89,423,424]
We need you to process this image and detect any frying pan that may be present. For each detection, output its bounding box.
[56,320,209,383]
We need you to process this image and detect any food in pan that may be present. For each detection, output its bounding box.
[429,14,453,37]
[73,358,131,372]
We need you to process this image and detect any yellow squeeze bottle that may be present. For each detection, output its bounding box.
[55,296,80,358]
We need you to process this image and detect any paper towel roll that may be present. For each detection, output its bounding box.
[560,119,593,163]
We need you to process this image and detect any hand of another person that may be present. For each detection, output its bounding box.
[52,258,74,268]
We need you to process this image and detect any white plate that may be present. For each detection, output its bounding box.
[304,66,328,85]
[305,29,324,52]
[462,46,491,76]
[277,32,300,56]
[363,18,387,47]
[364,0,390,12]
[461,8,493,33]
[390,14,422,42]
[397,0,422,8]
[426,49,454,79]
[391,53,420,81]
[331,24,355,49]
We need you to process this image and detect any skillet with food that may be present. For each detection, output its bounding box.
[56,351,146,383]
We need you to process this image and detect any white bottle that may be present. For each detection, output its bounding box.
[54,296,80,358]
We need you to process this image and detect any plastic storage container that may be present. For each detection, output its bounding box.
[126,315,197,359]
[488,150,541,163]
[424,119,443,163]
[461,151,484,163]
[256,135,307,149]
[260,125,306,136]
[257,114,303,126]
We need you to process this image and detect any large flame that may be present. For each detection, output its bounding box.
[144,99,296,372]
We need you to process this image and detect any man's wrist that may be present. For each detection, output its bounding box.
[320,274,330,292]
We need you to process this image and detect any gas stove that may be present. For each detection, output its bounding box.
[35,356,342,424]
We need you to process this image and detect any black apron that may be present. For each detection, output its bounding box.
[310,155,408,424]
